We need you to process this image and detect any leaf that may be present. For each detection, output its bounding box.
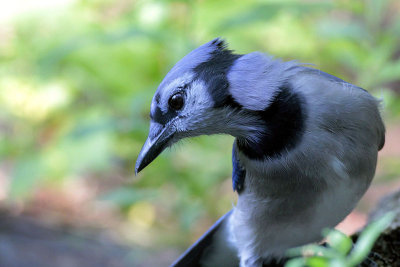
[347,212,395,265]
[324,228,353,255]
[287,244,338,258]
[306,256,330,267]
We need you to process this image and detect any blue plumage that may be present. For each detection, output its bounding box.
[232,144,245,193]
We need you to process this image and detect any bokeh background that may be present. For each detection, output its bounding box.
[1,0,400,266]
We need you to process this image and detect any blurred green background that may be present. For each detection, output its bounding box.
[1,0,400,266]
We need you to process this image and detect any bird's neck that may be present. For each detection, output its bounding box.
[236,86,307,160]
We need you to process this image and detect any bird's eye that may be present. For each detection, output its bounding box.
[168,93,184,110]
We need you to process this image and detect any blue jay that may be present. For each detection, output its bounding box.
[135,38,385,267]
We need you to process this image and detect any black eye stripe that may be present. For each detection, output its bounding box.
[151,106,177,125]
[150,88,186,125]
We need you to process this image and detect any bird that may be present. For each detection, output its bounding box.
[135,38,385,267]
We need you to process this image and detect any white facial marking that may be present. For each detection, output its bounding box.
[159,72,194,112]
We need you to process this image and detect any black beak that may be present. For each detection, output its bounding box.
[135,121,176,174]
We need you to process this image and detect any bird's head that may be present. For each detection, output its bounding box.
[135,38,299,173]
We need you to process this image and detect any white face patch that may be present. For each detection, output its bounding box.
[154,71,216,135]
[174,78,214,133]
[184,79,213,113]
[159,72,213,118]
[157,72,195,113]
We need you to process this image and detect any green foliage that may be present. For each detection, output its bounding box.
[285,212,395,267]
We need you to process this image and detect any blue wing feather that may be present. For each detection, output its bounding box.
[232,144,245,193]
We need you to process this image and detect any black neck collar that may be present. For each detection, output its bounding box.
[236,85,307,160]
